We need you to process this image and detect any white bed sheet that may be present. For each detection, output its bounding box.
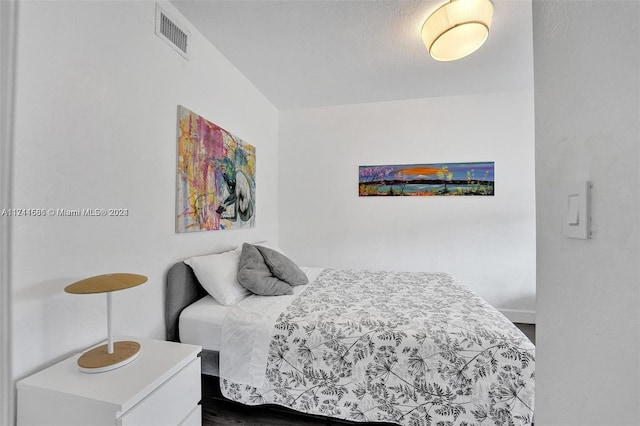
[178,295,231,351]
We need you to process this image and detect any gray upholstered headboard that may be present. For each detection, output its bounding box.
[165,261,207,342]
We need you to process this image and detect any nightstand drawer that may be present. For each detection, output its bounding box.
[119,358,200,426]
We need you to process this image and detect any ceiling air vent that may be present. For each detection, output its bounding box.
[155,4,190,60]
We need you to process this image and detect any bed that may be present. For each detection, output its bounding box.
[166,248,535,426]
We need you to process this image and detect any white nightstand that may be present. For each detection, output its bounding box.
[17,337,202,426]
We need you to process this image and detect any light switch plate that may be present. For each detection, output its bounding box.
[562,181,591,239]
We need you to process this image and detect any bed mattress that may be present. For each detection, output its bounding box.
[178,295,231,351]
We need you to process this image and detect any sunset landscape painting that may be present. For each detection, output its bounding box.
[359,162,494,197]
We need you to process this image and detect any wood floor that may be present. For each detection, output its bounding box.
[202,323,535,426]
[202,398,392,426]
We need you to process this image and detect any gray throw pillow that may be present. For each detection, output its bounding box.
[237,243,293,296]
[256,245,309,286]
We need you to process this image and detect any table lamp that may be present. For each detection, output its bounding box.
[64,273,147,373]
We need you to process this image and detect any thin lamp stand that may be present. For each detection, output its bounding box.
[107,292,113,354]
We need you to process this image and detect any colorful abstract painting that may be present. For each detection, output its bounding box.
[359,162,494,197]
[176,106,256,232]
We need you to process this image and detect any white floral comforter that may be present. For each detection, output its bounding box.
[220,269,535,425]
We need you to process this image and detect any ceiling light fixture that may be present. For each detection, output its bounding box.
[421,0,493,62]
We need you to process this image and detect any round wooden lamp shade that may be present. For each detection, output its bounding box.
[65,273,147,294]
[65,273,147,373]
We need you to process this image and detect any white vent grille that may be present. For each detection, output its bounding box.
[155,4,190,59]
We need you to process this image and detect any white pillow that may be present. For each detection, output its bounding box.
[183,248,250,305]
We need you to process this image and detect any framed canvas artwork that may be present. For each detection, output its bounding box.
[176,106,256,232]
[359,162,494,197]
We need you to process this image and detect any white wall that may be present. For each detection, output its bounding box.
[533,1,640,424]
[11,1,279,382]
[1,1,18,424]
[279,91,536,320]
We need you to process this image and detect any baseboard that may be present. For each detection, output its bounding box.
[500,309,536,324]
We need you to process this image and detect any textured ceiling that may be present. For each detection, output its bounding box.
[172,0,534,110]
